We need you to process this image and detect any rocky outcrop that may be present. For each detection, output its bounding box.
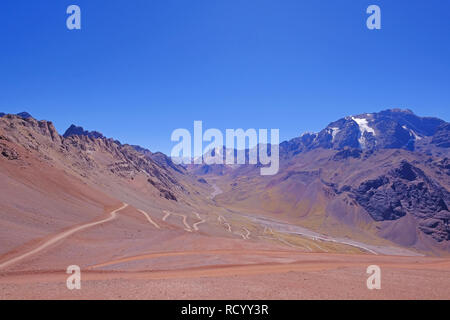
[149,152,185,174]
[352,161,450,242]
[0,114,62,148]
[432,123,450,148]
[332,148,362,160]
[0,142,19,160]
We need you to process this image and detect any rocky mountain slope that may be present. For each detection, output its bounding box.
[194,109,450,255]
[1,109,449,256]
[280,109,446,156]
[0,113,212,254]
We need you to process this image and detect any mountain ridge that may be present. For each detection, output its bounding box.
[187,109,450,255]
[1,108,449,255]
[280,109,447,158]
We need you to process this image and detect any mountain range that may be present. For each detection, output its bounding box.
[0,108,449,258]
[189,109,450,254]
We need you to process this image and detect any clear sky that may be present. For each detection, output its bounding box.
[1,0,449,154]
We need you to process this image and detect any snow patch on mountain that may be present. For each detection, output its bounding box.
[329,127,340,142]
[402,125,422,141]
[352,117,376,148]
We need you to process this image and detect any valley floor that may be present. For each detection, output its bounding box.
[1,191,449,300]
[1,253,450,299]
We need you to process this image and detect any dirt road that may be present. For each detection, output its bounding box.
[0,203,128,270]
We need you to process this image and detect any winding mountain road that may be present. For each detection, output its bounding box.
[137,209,160,229]
[162,211,192,232]
[210,183,223,199]
[192,213,206,231]
[0,203,129,270]
[242,227,251,239]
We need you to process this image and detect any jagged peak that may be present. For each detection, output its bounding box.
[382,108,415,115]
[0,111,33,119]
[63,124,105,139]
[130,144,152,155]
[300,131,317,137]
[16,112,33,119]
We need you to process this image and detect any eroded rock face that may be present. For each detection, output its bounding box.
[62,136,182,201]
[434,158,450,176]
[0,115,190,202]
[0,143,19,160]
[432,123,450,148]
[332,148,362,161]
[352,161,450,241]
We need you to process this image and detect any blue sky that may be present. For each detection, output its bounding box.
[0,0,449,154]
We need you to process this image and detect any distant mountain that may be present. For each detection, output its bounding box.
[191,109,448,173]
[281,109,446,157]
[194,109,450,255]
[63,124,106,139]
[0,112,33,119]
[16,112,33,119]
